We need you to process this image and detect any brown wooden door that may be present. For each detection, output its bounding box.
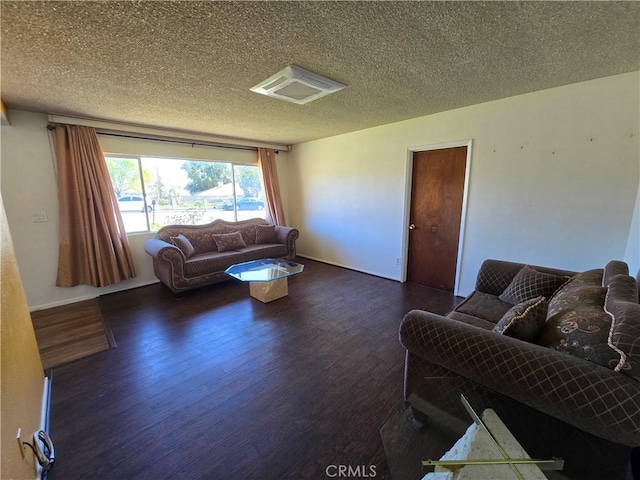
[407,146,467,291]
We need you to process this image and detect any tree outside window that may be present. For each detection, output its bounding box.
[106,156,266,234]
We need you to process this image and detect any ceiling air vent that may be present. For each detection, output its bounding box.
[250,65,345,105]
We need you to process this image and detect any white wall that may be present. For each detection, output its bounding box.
[288,72,640,295]
[0,110,288,310]
[2,73,638,307]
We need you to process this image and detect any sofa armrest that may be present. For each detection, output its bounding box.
[274,225,299,258]
[274,225,297,243]
[399,310,640,446]
[144,238,185,261]
[144,238,191,292]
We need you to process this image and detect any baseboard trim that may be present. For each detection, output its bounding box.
[296,254,401,282]
[28,280,161,313]
[30,295,98,313]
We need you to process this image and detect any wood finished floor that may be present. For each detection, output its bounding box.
[32,298,115,369]
[48,259,462,480]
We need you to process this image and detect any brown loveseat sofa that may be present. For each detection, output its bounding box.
[144,218,298,293]
[399,259,640,479]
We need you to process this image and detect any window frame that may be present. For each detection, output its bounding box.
[105,154,266,235]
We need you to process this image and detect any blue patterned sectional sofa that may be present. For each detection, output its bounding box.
[144,218,298,293]
[400,259,640,479]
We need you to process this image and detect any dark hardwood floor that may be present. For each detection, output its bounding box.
[47,259,462,480]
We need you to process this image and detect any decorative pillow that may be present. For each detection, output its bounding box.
[212,232,246,252]
[499,266,568,305]
[493,296,548,342]
[255,224,277,244]
[219,225,257,246]
[537,285,620,369]
[170,234,195,259]
[547,269,603,315]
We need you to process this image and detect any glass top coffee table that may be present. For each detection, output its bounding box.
[225,258,304,303]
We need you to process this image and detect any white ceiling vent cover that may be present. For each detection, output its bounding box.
[250,65,345,105]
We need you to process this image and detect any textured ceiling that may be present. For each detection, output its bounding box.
[1,1,639,145]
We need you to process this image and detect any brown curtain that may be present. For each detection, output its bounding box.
[258,147,286,225]
[54,124,136,287]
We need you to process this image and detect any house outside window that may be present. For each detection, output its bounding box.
[106,156,266,233]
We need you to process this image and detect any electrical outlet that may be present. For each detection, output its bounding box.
[395,257,401,266]
[33,212,48,223]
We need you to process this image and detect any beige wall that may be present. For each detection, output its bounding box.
[1,196,44,479]
[288,72,640,295]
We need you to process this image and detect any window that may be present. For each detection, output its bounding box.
[106,156,266,233]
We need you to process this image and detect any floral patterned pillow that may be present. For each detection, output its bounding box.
[538,285,620,369]
[218,225,257,245]
[212,232,246,252]
[493,296,548,342]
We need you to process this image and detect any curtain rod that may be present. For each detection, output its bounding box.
[99,131,278,153]
[46,113,290,152]
[47,124,280,154]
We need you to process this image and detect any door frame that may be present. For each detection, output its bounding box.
[401,139,473,296]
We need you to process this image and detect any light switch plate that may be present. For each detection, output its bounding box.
[33,212,48,223]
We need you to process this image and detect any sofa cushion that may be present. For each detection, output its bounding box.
[605,274,640,381]
[240,244,288,262]
[184,251,244,276]
[499,266,568,305]
[452,291,513,324]
[255,224,277,244]
[446,311,496,330]
[170,234,195,259]
[212,232,247,252]
[493,296,548,342]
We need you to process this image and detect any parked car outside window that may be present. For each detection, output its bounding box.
[222,198,264,211]
[117,195,152,212]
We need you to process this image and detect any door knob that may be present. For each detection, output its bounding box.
[408,223,416,230]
